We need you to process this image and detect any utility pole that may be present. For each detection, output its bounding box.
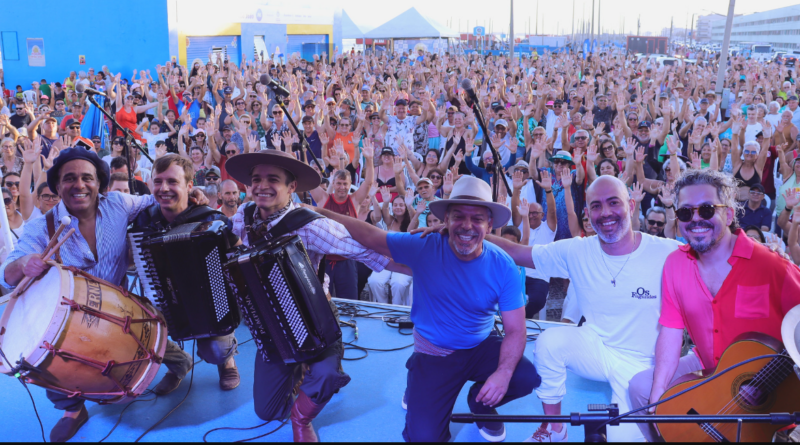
[571,0,575,42]
[510,0,515,59]
[637,15,641,36]
[598,0,601,44]
[536,0,539,35]
[690,14,696,46]
[590,0,595,50]
[716,0,736,115]
[685,13,688,44]
[669,16,673,49]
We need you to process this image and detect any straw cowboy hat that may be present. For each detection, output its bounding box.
[782,305,800,370]
[428,175,511,229]
[225,150,321,192]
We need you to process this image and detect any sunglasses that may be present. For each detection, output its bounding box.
[429,175,443,180]
[225,150,238,155]
[743,150,758,155]
[3,197,11,205]
[675,204,727,223]
[575,136,588,141]
[5,181,19,188]
[273,111,283,115]
[206,175,220,181]
[647,219,665,227]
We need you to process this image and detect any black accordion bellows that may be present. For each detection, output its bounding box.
[129,221,240,341]
[223,235,341,364]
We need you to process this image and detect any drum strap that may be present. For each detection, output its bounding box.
[45,210,62,263]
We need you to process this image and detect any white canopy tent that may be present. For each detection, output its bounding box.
[364,7,459,39]
[341,10,370,40]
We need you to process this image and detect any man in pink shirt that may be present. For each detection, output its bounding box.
[628,169,800,442]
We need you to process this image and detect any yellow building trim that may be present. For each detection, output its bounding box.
[286,24,334,55]
[178,23,242,65]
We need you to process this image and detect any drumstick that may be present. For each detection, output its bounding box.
[9,227,76,300]
[41,216,72,255]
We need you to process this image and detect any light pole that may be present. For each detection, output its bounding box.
[510,0,515,59]
[716,0,736,116]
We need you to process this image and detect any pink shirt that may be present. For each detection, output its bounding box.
[659,230,800,369]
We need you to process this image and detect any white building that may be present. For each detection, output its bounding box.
[696,13,726,43]
[710,4,800,50]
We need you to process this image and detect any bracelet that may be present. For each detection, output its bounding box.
[545,189,552,194]
[786,206,794,213]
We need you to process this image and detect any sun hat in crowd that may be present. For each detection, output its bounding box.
[428,175,511,229]
[548,150,576,166]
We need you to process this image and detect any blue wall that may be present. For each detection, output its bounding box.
[1,0,170,89]
[241,23,287,62]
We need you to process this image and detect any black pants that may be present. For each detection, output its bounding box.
[402,334,541,442]
[525,277,549,319]
[325,259,358,300]
[253,342,351,421]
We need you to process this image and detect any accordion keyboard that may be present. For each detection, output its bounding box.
[268,263,309,348]
[128,232,158,303]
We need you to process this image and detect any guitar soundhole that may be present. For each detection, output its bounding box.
[731,373,772,411]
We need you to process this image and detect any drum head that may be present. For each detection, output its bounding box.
[0,267,71,369]
[782,305,800,368]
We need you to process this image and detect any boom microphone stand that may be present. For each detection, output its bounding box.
[452,406,800,443]
[460,79,511,203]
[85,94,153,196]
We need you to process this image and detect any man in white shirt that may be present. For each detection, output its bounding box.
[544,100,569,150]
[511,165,556,319]
[482,176,681,442]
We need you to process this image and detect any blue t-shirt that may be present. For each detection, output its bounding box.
[386,232,524,350]
[177,99,201,128]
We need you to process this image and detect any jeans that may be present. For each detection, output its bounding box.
[325,259,358,300]
[525,276,549,319]
[402,334,540,442]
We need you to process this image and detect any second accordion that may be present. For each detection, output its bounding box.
[128,220,241,341]
[223,235,341,364]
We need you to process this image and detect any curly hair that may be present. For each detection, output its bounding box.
[672,169,741,230]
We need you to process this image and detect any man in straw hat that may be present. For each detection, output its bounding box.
[225,148,406,442]
[314,175,540,443]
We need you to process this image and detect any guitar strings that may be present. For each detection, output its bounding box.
[710,354,793,433]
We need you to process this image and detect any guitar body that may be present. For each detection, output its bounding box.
[655,333,800,442]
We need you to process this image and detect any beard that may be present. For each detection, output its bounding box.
[591,213,631,244]
[685,220,720,253]
[451,228,481,256]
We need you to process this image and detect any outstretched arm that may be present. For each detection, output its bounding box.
[314,206,392,258]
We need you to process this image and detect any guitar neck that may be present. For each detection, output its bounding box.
[752,350,794,394]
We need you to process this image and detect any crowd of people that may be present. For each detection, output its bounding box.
[2,47,799,319]
[1,43,800,443]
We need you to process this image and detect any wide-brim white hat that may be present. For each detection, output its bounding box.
[428,176,511,229]
[782,304,800,368]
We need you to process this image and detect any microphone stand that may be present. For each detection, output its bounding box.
[452,407,800,443]
[86,94,154,196]
[465,95,511,203]
[272,92,327,205]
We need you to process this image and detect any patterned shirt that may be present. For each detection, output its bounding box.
[230,202,389,272]
[0,192,156,288]
[384,115,416,155]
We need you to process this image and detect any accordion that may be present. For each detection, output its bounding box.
[223,235,341,364]
[128,220,240,341]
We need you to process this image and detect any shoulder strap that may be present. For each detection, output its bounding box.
[45,209,62,263]
[168,205,222,229]
[267,208,323,240]
[243,202,258,228]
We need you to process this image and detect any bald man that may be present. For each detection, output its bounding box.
[219,179,240,218]
[483,176,681,442]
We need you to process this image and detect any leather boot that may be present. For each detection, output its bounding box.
[290,390,326,442]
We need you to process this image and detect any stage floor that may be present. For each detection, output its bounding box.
[0,300,612,442]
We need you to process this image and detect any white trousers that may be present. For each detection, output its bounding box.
[367,269,413,306]
[534,326,652,442]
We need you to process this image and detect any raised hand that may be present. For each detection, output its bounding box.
[379,186,391,203]
[631,182,645,203]
[690,151,702,170]
[442,169,454,195]
[518,198,530,216]
[586,143,599,163]
[404,188,415,209]
[783,188,800,210]
[535,170,553,192]
[247,133,259,151]
[392,155,405,174]
[658,187,674,209]
[270,133,282,150]
[512,170,526,190]
[361,138,375,159]
[560,169,573,188]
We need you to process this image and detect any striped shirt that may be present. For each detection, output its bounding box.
[231,202,389,273]
[0,192,156,289]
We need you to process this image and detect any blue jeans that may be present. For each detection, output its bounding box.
[525,277,550,319]
[402,334,541,442]
[325,259,358,300]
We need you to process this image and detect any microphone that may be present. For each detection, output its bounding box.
[75,84,107,97]
[259,74,291,97]
[461,78,478,103]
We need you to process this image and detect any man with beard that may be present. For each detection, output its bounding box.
[317,175,540,442]
[628,169,800,442]
[218,179,240,218]
[479,176,680,442]
[642,207,667,238]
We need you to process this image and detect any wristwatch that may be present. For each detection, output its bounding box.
[786,206,794,213]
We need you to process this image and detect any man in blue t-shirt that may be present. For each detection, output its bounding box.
[316,175,540,442]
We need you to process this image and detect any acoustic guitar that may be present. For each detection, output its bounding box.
[655,333,800,442]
